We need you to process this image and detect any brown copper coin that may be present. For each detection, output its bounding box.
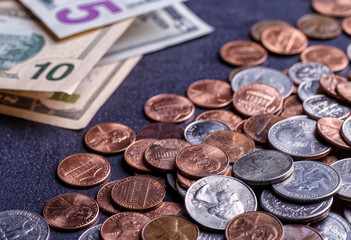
[337,82,351,104]
[111,175,166,211]
[342,16,351,35]
[312,0,351,17]
[124,139,156,173]
[226,211,284,240]
[317,117,351,150]
[228,66,251,82]
[176,171,196,189]
[134,173,167,188]
[175,144,229,179]
[280,95,304,118]
[101,212,150,240]
[300,45,349,72]
[220,40,268,66]
[250,19,291,42]
[43,193,99,231]
[233,83,283,117]
[144,93,195,123]
[57,153,110,188]
[144,139,191,172]
[244,114,285,144]
[203,130,255,163]
[96,180,121,215]
[196,109,243,131]
[320,75,348,100]
[283,224,323,240]
[234,119,247,132]
[85,122,136,154]
[318,155,338,165]
[144,202,184,219]
[222,166,234,177]
[261,25,308,55]
[297,13,342,39]
[136,122,184,140]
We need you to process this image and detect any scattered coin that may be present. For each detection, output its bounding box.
[344,208,351,225]
[318,155,339,165]
[196,109,243,131]
[337,82,351,104]
[342,117,351,146]
[96,180,121,215]
[342,16,351,35]
[78,224,101,240]
[176,179,187,199]
[297,79,321,101]
[228,66,251,82]
[347,43,351,61]
[250,19,290,42]
[280,95,304,118]
[319,75,347,100]
[234,119,247,132]
[282,224,324,240]
[124,139,155,173]
[317,117,351,150]
[144,201,184,219]
[136,122,184,140]
[177,171,196,189]
[312,0,351,17]
[288,62,332,85]
[166,172,177,191]
[331,158,351,202]
[199,231,225,240]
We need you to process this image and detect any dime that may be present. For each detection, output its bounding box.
[219,40,268,66]
[225,211,283,240]
[136,122,184,140]
[96,180,120,215]
[282,224,324,240]
[342,16,351,35]
[342,117,351,146]
[144,93,195,123]
[317,118,351,150]
[0,209,50,240]
[141,215,199,240]
[185,175,257,230]
[177,171,196,189]
[57,153,110,187]
[250,19,290,42]
[78,224,101,240]
[124,139,155,173]
[312,0,351,17]
[43,193,99,231]
[184,120,230,145]
[144,202,184,219]
[297,79,321,101]
[199,231,225,240]
[272,161,341,203]
[176,180,187,199]
[331,158,351,201]
[280,95,304,118]
[196,109,243,131]
[85,122,136,154]
[288,62,332,85]
[337,82,351,104]
[228,66,251,82]
[319,75,347,100]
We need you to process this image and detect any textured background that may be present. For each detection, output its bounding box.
[1,0,351,239]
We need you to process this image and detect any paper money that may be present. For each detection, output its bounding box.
[0,55,142,130]
[0,1,133,94]
[100,3,214,63]
[20,0,184,39]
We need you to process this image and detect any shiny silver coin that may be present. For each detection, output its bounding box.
[272,161,341,203]
[184,120,230,145]
[347,43,351,61]
[260,189,333,223]
[268,115,332,159]
[176,180,187,199]
[342,117,351,146]
[331,158,351,202]
[199,231,225,240]
[297,79,321,101]
[310,212,351,240]
[0,209,50,240]
[185,175,257,230]
[303,94,350,120]
[231,66,293,99]
[288,62,332,85]
[166,173,177,191]
[78,224,102,240]
[232,150,294,185]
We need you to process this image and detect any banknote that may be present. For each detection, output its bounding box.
[0,55,142,130]
[0,1,133,94]
[100,3,213,63]
[20,0,185,39]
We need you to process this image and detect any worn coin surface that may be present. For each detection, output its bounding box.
[317,118,351,150]
[124,139,155,173]
[282,224,324,240]
[312,0,351,17]
[280,95,304,118]
[342,117,351,146]
[337,82,351,104]
[297,79,321,101]
[196,110,243,131]
[288,62,332,85]
[319,75,347,100]
[250,19,290,42]
[185,175,257,230]
[136,122,184,140]
[0,209,50,240]
[331,159,351,201]
[144,202,184,219]
[96,180,120,215]
[78,224,101,240]
[342,16,351,35]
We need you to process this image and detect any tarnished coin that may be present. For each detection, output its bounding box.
[196,110,243,131]
[225,211,283,240]
[124,139,155,173]
[144,202,184,219]
[233,150,294,185]
[331,158,351,201]
[231,66,293,99]
[199,231,225,240]
[250,19,290,42]
[177,171,196,189]
[272,161,341,203]
[136,122,184,140]
[144,93,195,123]
[312,0,351,17]
[78,224,101,240]
[282,224,324,240]
[0,210,50,240]
[184,120,230,145]
[141,215,199,240]
[234,119,247,132]
[342,117,351,146]
[303,95,350,120]
[219,40,268,66]
[43,193,99,231]
[337,82,351,104]
[319,75,347,100]
[280,95,304,118]
[57,153,110,188]
[185,175,257,230]
[260,189,333,223]
[85,122,136,154]
[297,79,321,101]
[96,180,120,215]
[100,212,150,240]
[288,62,332,85]
[317,118,351,150]
[343,16,351,35]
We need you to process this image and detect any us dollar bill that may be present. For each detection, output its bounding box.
[0,55,142,130]
[100,3,213,63]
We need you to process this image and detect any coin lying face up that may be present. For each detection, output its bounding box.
[331,158,351,202]
[288,62,332,85]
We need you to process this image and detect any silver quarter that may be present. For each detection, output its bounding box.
[184,120,230,145]
[0,209,50,240]
[78,224,102,240]
[185,175,257,230]
[303,94,350,120]
[176,180,187,199]
[342,117,351,146]
[297,79,321,101]
[288,62,332,85]
[331,158,351,202]
[272,161,341,203]
[231,66,293,99]
[199,231,225,240]
[232,150,294,185]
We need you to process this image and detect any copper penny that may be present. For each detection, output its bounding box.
[85,122,136,154]
[250,19,291,42]
[144,93,195,123]
[234,119,247,132]
[233,83,283,117]
[312,0,351,17]
[300,45,349,72]
[124,139,156,173]
[320,75,348,100]
[225,211,284,240]
[297,13,342,39]
[100,212,150,240]
[144,138,191,172]
[244,114,285,144]
[261,25,308,55]
[43,193,99,231]
[220,40,268,66]
[282,224,324,240]
[342,16,351,35]
[57,153,110,188]
[144,202,184,219]
[337,82,351,104]
[134,173,167,189]
[175,144,229,179]
[136,122,184,140]
[177,171,196,189]
[222,166,234,177]
[111,175,166,211]
[96,180,121,215]
[228,66,251,82]
[317,117,351,150]
[196,109,243,131]
[280,95,304,118]
[318,155,338,165]
[203,130,255,163]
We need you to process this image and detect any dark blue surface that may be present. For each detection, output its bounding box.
[1,0,351,239]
